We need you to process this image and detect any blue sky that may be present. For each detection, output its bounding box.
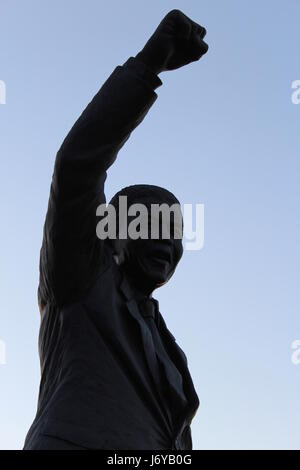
[0,0,299,449]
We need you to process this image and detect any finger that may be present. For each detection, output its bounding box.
[199,26,207,39]
[190,37,209,61]
[200,39,209,55]
[192,21,207,39]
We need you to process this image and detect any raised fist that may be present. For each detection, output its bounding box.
[136,9,209,74]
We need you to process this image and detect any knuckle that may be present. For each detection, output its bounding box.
[168,8,183,17]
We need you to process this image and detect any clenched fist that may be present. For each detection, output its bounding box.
[136,9,208,74]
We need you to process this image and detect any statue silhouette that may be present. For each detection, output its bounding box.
[23,10,208,450]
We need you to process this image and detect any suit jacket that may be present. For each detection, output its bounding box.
[23,57,200,450]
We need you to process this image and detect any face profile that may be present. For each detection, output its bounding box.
[108,185,184,296]
[120,222,184,294]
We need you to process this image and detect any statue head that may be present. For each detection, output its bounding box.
[107,184,183,296]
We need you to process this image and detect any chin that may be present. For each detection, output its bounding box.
[155,279,168,288]
[131,255,174,290]
[146,268,171,286]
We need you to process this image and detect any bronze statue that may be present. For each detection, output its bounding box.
[23,9,209,450]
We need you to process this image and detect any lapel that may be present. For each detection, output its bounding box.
[119,272,200,426]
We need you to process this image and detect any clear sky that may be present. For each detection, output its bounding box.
[0,0,299,450]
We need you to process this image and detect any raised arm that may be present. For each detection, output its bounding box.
[38,57,162,310]
[38,9,208,311]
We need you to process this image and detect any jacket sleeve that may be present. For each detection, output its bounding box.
[38,57,162,309]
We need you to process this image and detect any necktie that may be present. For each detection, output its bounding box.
[138,298,170,367]
[138,297,160,328]
[138,298,188,426]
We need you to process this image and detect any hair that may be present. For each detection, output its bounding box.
[109,184,180,209]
